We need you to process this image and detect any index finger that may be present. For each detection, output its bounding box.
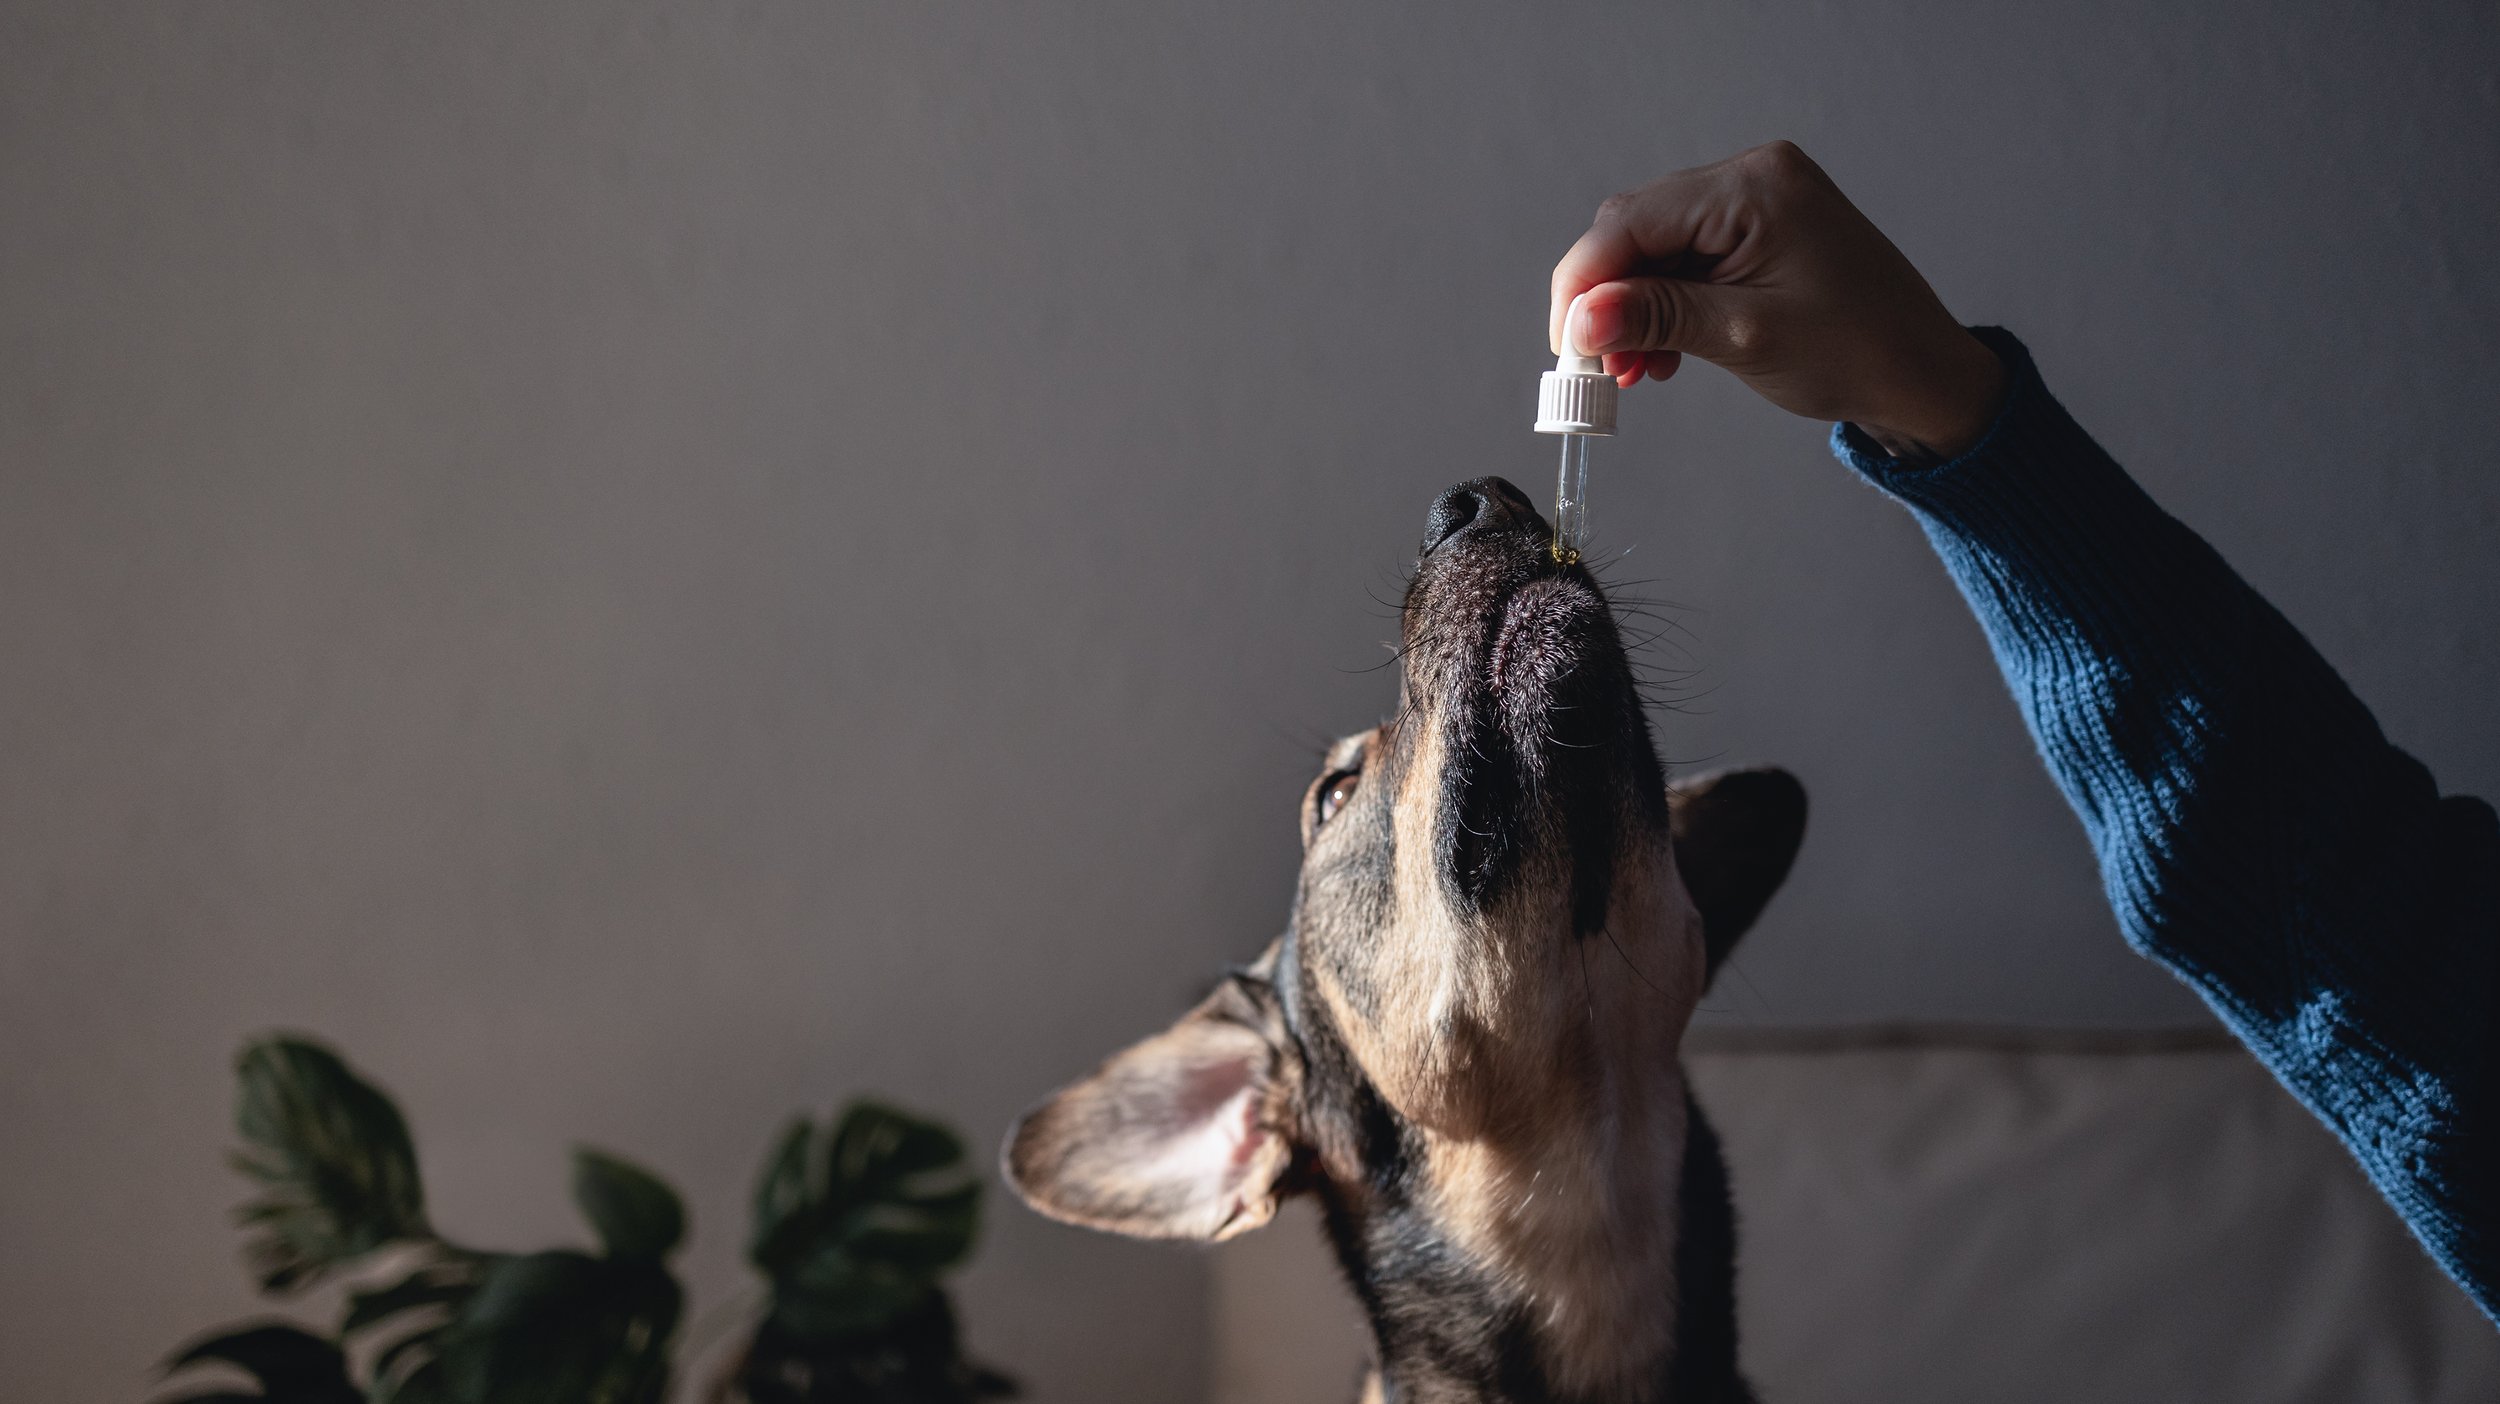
[1548,220,1644,355]
[1547,169,1720,355]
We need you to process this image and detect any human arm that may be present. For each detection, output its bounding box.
[1837,330,2498,1325]
[1551,145,2500,1323]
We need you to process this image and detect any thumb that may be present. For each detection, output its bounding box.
[1567,279,1736,363]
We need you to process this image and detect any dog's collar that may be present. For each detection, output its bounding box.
[1269,928,1308,1046]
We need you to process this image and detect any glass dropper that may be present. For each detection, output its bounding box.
[1533,350,1617,564]
[1553,431,1593,563]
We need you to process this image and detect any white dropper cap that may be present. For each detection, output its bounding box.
[1533,350,1617,436]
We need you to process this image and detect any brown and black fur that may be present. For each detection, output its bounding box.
[1005,478,1805,1403]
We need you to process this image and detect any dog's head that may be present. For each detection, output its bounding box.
[1005,477,1802,1391]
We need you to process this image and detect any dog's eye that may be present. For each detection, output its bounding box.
[1317,770,1360,826]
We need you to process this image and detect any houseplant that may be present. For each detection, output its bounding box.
[159,1036,1014,1404]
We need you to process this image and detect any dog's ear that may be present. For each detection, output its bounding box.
[1003,968,1299,1242]
[1670,766,1807,977]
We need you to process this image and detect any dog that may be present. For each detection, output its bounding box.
[1005,477,1805,1403]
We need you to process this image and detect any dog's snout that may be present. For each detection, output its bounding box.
[1422,477,1538,556]
[1421,485,1485,555]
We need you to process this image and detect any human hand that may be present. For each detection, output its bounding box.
[1550,141,2006,460]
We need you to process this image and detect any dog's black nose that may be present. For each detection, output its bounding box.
[1422,477,1538,555]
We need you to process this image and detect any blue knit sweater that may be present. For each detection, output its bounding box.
[1832,328,2498,1327]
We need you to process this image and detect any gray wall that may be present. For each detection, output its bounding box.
[3,2,2493,1398]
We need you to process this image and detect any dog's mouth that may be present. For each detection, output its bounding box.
[1400,477,1662,933]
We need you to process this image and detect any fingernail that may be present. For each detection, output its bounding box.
[1569,294,1622,356]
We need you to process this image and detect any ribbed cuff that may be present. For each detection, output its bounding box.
[1831,325,2041,484]
[1832,327,2136,554]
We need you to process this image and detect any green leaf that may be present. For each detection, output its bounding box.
[367,1355,451,1404]
[367,1333,457,1404]
[826,1102,966,1185]
[571,1147,686,1261]
[342,1259,476,1338]
[422,1250,680,1404]
[160,1322,364,1403]
[736,1291,1017,1403]
[370,1323,448,1387]
[230,1037,429,1291]
[750,1118,813,1257]
[746,1100,984,1343]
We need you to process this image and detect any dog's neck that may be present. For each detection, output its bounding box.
[1302,857,1750,1404]
[1319,1078,1746,1404]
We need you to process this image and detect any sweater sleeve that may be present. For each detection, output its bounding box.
[1833,327,2499,1326]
